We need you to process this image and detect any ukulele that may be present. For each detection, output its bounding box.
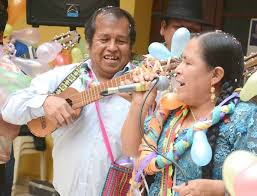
[244,52,257,83]
[52,30,80,49]
[27,57,177,137]
[243,52,257,103]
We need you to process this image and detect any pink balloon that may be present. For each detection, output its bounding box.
[36,42,62,63]
[12,28,40,45]
[234,163,257,196]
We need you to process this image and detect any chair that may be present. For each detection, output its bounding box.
[12,135,46,187]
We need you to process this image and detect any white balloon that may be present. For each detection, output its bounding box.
[11,57,50,78]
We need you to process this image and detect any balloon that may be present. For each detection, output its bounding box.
[148,27,190,61]
[14,40,29,57]
[223,150,257,196]
[12,28,40,45]
[159,92,185,110]
[11,57,50,77]
[77,38,87,56]
[7,0,26,25]
[0,58,21,73]
[52,50,72,67]
[234,163,257,196]
[190,131,212,166]
[0,66,31,112]
[240,71,257,101]
[71,47,83,63]
[36,42,62,63]
[170,27,190,58]
[0,66,31,90]
[148,42,172,61]
[3,24,13,37]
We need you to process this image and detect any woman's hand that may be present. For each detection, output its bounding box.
[121,67,157,107]
[172,179,225,196]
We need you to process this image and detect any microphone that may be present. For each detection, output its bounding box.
[100,76,169,96]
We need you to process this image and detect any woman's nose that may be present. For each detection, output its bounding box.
[174,62,182,75]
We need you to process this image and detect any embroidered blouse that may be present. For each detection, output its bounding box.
[145,101,257,195]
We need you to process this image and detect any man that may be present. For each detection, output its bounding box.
[160,0,209,50]
[2,6,136,196]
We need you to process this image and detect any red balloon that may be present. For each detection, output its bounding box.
[234,163,257,196]
[52,50,72,67]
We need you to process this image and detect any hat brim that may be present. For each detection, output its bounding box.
[164,15,212,26]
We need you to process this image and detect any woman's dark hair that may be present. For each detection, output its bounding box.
[198,31,244,88]
[85,6,136,48]
[195,31,244,178]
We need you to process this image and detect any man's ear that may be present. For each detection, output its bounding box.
[160,20,167,36]
[211,66,224,85]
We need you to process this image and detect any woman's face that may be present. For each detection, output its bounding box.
[174,38,214,106]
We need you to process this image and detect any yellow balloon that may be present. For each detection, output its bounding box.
[3,24,13,37]
[223,150,257,196]
[240,71,257,101]
[71,47,83,63]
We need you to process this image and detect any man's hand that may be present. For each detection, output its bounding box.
[172,179,225,196]
[43,95,76,128]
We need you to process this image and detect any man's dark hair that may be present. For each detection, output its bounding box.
[0,0,8,32]
[85,6,136,47]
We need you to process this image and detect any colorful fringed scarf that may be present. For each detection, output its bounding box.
[136,92,239,196]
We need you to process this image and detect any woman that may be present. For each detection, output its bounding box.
[121,31,257,196]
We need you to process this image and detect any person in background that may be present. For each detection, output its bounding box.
[121,31,257,195]
[160,0,210,51]
[2,6,137,196]
[0,0,20,195]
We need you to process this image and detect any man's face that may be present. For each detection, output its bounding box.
[89,14,132,81]
[160,19,201,50]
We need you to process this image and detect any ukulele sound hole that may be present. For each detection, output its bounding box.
[66,98,73,106]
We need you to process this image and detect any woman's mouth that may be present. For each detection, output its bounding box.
[176,80,185,86]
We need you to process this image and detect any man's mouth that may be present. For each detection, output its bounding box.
[104,55,118,60]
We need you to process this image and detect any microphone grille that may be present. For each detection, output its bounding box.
[156,76,169,91]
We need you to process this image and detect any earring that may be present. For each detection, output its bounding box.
[211,86,216,102]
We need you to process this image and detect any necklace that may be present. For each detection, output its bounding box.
[190,107,197,122]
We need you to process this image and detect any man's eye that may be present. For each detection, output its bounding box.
[100,38,108,43]
[117,40,127,44]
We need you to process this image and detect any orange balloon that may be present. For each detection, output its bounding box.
[52,50,72,67]
[8,0,26,25]
[159,92,185,110]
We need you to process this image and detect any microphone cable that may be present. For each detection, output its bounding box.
[138,77,188,186]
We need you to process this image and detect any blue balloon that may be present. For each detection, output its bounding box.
[148,42,172,61]
[170,27,190,58]
[14,40,29,57]
[191,131,212,166]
